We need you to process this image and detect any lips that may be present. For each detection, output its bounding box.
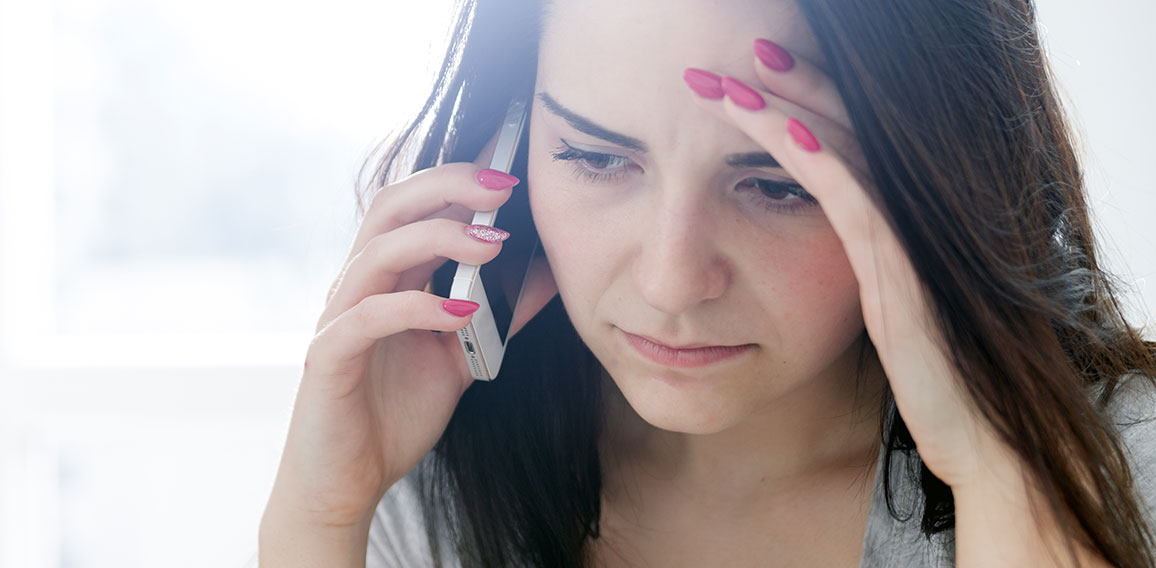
[620,329,754,368]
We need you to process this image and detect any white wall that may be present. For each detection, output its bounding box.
[1038,1,1156,334]
[0,1,456,567]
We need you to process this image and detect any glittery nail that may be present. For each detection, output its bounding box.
[465,224,510,243]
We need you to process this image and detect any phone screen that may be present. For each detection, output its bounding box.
[431,107,538,345]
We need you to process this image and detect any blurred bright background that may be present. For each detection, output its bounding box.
[0,0,1152,566]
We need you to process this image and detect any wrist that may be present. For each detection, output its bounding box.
[264,475,382,531]
[950,448,1102,568]
[259,497,374,568]
[944,424,1025,493]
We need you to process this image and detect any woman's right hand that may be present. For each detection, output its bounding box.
[262,157,537,535]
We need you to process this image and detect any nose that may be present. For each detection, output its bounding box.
[631,191,731,315]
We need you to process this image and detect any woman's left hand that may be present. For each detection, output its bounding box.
[683,39,1014,488]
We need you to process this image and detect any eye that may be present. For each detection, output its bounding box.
[550,140,638,183]
[735,177,819,214]
[568,150,626,171]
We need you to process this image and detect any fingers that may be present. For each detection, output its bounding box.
[324,160,519,309]
[710,81,889,262]
[783,120,939,361]
[683,63,909,311]
[307,290,478,382]
[751,38,852,131]
[776,117,898,266]
[350,163,519,264]
[319,218,508,334]
[686,65,869,179]
[706,73,924,348]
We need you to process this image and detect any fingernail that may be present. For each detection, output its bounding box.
[683,68,724,99]
[442,299,480,317]
[720,77,766,111]
[787,118,821,152]
[465,224,510,243]
[754,39,795,72]
[476,169,519,190]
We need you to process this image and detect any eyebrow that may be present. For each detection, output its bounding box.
[536,91,782,169]
[724,152,783,169]
[537,92,648,152]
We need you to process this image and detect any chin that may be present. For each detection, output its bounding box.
[614,370,747,435]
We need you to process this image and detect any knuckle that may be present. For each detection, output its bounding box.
[382,291,424,327]
[325,264,352,302]
[398,289,428,312]
[428,219,470,251]
[365,183,400,216]
[304,337,333,375]
[356,291,427,332]
[360,231,395,262]
[351,294,385,330]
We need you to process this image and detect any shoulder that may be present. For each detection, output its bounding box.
[1092,373,1156,467]
[1097,373,1156,518]
[860,374,1156,568]
[1097,372,1156,434]
[366,464,459,568]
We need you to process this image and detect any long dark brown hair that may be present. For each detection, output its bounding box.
[358,0,1156,566]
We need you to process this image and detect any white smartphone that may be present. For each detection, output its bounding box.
[431,96,539,381]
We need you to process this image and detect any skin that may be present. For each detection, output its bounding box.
[529,0,886,563]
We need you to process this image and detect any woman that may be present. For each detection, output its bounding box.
[259,0,1156,566]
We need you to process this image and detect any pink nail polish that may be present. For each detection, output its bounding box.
[476,169,519,190]
[787,118,821,152]
[720,77,766,111]
[465,224,510,243]
[754,39,795,72]
[442,299,480,317]
[683,68,724,99]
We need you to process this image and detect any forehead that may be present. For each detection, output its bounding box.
[538,0,822,80]
[536,0,823,154]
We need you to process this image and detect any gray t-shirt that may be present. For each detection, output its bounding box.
[366,374,1156,567]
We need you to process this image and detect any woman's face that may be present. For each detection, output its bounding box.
[527,0,866,434]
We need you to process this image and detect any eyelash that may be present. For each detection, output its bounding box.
[549,142,818,215]
[550,143,635,184]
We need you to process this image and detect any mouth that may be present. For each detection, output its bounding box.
[619,329,755,368]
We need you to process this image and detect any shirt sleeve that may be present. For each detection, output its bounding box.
[1105,373,1156,525]
[365,473,442,568]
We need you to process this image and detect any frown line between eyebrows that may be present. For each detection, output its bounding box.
[536,91,784,169]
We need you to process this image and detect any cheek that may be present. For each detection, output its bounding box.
[527,163,618,308]
[754,229,863,336]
